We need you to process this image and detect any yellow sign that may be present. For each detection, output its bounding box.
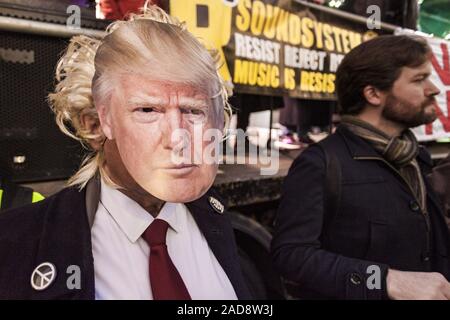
[169,0,380,99]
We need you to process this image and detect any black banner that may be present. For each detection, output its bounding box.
[169,0,393,100]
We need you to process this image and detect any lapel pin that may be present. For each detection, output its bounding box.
[31,262,57,291]
[208,196,224,214]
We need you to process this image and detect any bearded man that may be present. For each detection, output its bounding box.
[272,35,450,300]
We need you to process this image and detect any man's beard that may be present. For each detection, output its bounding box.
[382,93,438,128]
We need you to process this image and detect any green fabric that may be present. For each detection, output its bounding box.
[32,192,45,203]
[419,0,450,39]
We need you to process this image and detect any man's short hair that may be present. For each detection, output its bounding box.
[336,35,431,115]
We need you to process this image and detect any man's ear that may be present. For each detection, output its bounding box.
[362,85,385,107]
[96,103,114,140]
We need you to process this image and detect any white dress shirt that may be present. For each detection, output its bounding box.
[91,179,237,300]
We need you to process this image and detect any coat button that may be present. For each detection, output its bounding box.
[421,254,430,262]
[409,201,420,212]
[350,273,362,285]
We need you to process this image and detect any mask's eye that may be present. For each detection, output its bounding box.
[138,107,155,113]
[189,109,205,116]
[181,107,208,124]
[133,105,162,123]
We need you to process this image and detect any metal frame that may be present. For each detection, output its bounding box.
[0,16,105,38]
[294,0,398,32]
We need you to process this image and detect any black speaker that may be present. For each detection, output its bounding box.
[0,0,109,182]
[0,29,87,182]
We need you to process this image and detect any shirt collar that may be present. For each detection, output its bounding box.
[157,202,182,234]
[99,179,182,243]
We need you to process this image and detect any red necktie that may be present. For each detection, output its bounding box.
[142,219,191,300]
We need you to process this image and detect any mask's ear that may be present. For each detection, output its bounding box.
[80,111,105,151]
[96,103,114,141]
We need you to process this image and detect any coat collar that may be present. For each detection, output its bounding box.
[336,125,441,213]
[336,125,383,159]
[336,125,433,167]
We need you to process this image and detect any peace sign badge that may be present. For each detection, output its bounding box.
[31,262,57,291]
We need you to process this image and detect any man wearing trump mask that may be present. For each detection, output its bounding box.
[0,5,251,300]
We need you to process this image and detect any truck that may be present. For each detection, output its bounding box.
[1,0,449,299]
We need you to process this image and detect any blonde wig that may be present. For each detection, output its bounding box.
[48,4,232,189]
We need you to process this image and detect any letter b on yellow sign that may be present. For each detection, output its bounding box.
[170,0,233,82]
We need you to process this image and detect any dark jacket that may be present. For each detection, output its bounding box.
[429,153,450,229]
[271,125,450,300]
[0,178,251,300]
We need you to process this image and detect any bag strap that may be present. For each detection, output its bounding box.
[317,143,342,240]
[0,178,33,211]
